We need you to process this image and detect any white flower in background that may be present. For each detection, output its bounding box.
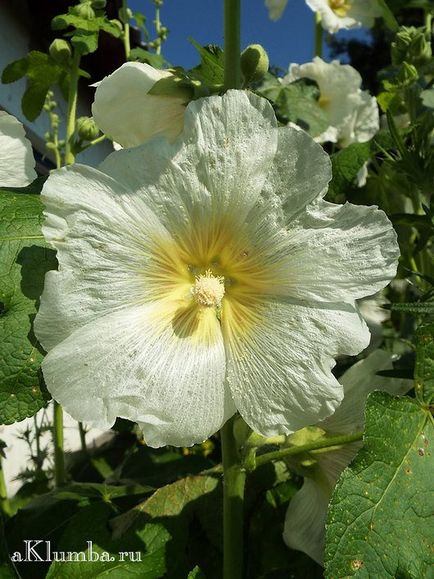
[265,0,289,21]
[286,57,379,147]
[283,349,411,565]
[0,111,36,187]
[34,91,399,448]
[92,62,188,149]
[357,291,390,349]
[306,0,383,33]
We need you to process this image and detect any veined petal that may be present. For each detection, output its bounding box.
[41,302,234,447]
[224,299,370,436]
[280,199,399,303]
[321,349,412,434]
[0,111,36,187]
[34,164,178,352]
[338,91,379,148]
[92,62,186,148]
[100,91,279,231]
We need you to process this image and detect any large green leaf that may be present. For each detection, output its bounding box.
[325,392,433,578]
[190,39,225,86]
[415,323,434,404]
[0,189,55,424]
[327,142,371,200]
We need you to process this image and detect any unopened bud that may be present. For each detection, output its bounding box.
[91,0,107,9]
[49,39,72,65]
[71,2,95,19]
[392,26,432,67]
[397,62,418,86]
[76,116,100,141]
[241,44,269,85]
[118,7,132,23]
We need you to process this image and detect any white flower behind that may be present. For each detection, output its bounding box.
[286,57,379,147]
[35,91,399,448]
[283,350,412,565]
[92,62,188,149]
[265,0,289,21]
[306,0,382,33]
[0,111,36,187]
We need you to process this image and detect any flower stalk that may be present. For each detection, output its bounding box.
[122,0,131,60]
[314,12,323,57]
[0,454,11,516]
[64,50,81,165]
[221,417,246,579]
[53,400,66,486]
[224,0,241,89]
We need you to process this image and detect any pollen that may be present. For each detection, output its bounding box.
[328,0,352,17]
[192,270,225,307]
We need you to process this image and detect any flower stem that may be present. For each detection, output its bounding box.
[314,12,323,58]
[0,455,11,516]
[221,417,246,579]
[253,431,363,469]
[64,50,81,165]
[154,1,162,55]
[122,0,131,59]
[78,422,88,453]
[224,0,241,89]
[53,401,66,486]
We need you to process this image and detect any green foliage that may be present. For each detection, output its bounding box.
[1,52,70,121]
[128,48,165,68]
[258,74,329,138]
[415,323,434,404]
[0,189,55,425]
[325,392,433,578]
[190,39,225,86]
[327,142,371,201]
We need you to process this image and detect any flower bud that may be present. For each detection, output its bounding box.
[118,6,132,23]
[397,62,418,87]
[76,116,100,141]
[241,44,269,85]
[71,2,95,19]
[91,0,107,9]
[391,27,432,67]
[49,39,72,65]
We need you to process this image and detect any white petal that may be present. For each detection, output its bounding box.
[265,0,288,20]
[34,164,171,351]
[339,92,379,147]
[283,478,328,565]
[306,0,381,32]
[225,299,370,436]
[0,111,36,187]
[100,91,279,229]
[322,349,413,434]
[280,199,399,303]
[41,303,234,447]
[260,123,332,224]
[92,62,186,148]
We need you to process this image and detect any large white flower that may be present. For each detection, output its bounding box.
[306,0,383,33]
[92,62,188,149]
[286,57,379,147]
[34,91,399,448]
[283,350,411,565]
[265,0,289,21]
[0,111,36,187]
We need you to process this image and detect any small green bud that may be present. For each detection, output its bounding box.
[76,116,100,141]
[241,44,269,85]
[110,19,124,33]
[391,26,432,67]
[118,7,132,23]
[71,2,95,19]
[49,39,72,65]
[397,61,419,86]
[91,0,107,9]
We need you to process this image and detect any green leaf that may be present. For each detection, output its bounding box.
[325,392,433,578]
[327,142,371,200]
[378,0,400,31]
[1,51,68,121]
[415,323,434,404]
[188,566,206,578]
[71,29,99,56]
[0,189,55,424]
[421,89,434,110]
[52,14,121,38]
[190,39,225,86]
[258,76,329,138]
[128,47,165,68]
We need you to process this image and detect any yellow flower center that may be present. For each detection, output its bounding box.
[192,270,225,307]
[318,94,331,109]
[328,0,352,17]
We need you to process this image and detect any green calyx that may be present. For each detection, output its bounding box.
[392,26,432,68]
[49,39,72,65]
[76,116,100,141]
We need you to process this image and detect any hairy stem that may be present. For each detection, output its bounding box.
[253,431,363,469]
[314,12,323,58]
[122,0,131,59]
[224,0,241,89]
[53,401,66,486]
[64,51,81,165]
[221,417,246,579]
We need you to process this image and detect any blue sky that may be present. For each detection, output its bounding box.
[129,0,369,72]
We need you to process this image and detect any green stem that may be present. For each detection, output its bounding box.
[78,422,88,453]
[122,0,131,59]
[224,0,241,89]
[221,417,246,579]
[0,455,11,517]
[64,51,81,165]
[53,401,66,486]
[253,431,363,469]
[154,1,162,55]
[314,12,323,58]
[425,9,432,40]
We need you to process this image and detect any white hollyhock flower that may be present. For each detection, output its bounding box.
[92,62,187,149]
[286,57,379,147]
[306,0,383,33]
[0,111,36,187]
[265,0,289,20]
[283,350,411,565]
[34,91,399,448]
